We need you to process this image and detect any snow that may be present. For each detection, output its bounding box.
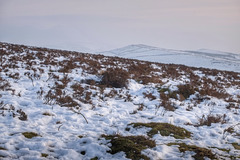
[0,42,240,159]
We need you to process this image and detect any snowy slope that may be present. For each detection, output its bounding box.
[100,44,240,72]
[0,42,240,160]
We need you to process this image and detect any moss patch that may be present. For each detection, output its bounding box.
[232,143,240,150]
[90,157,98,160]
[22,132,39,139]
[130,122,191,139]
[41,153,48,157]
[167,143,216,160]
[103,135,156,160]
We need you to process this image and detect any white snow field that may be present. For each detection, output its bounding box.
[100,44,240,73]
[0,42,240,160]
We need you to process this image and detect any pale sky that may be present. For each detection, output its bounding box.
[0,0,240,53]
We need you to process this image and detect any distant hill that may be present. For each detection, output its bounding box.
[100,44,240,72]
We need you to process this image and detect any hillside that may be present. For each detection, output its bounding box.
[0,42,240,160]
[100,44,240,73]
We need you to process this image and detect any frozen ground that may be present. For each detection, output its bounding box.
[0,42,239,159]
[100,44,240,73]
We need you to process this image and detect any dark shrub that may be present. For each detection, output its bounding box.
[100,68,129,88]
[17,109,28,121]
[160,92,176,111]
[177,84,195,100]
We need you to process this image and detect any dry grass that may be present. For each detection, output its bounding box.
[196,113,228,127]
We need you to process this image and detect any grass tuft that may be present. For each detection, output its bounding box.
[167,143,216,160]
[0,146,6,150]
[78,135,84,138]
[210,146,230,153]
[42,112,54,116]
[103,134,156,160]
[232,143,240,150]
[130,122,191,139]
[22,132,39,139]
[41,153,48,157]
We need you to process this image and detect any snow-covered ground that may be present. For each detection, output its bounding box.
[0,42,240,159]
[100,44,240,73]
